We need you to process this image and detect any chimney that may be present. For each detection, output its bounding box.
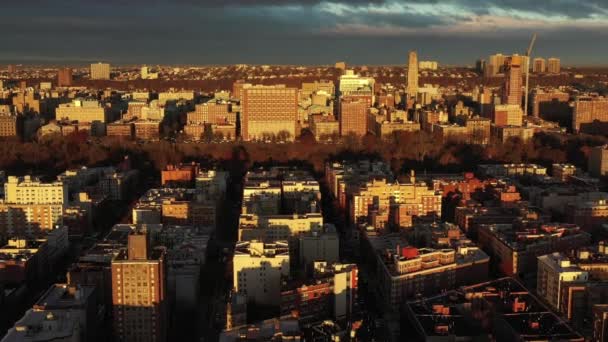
[410,170,416,184]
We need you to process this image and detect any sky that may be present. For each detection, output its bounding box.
[1,0,607,66]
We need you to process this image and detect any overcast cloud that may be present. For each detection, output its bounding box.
[1,1,606,65]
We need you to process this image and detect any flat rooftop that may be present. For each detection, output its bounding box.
[406,277,583,341]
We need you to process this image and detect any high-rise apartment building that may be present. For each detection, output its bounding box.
[533,58,546,73]
[407,51,419,99]
[1,176,66,236]
[537,253,589,310]
[4,176,68,205]
[0,113,22,138]
[547,58,561,74]
[503,55,523,107]
[0,203,64,236]
[90,62,110,80]
[464,116,491,145]
[339,98,369,137]
[57,67,73,87]
[111,231,167,342]
[485,53,528,77]
[572,96,608,133]
[233,241,290,306]
[530,88,570,119]
[485,53,507,77]
[241,85,298,141]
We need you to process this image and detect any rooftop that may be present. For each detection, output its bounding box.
[406,277,583,341]
[2,310,80,342]
[234,240,289,258]
[220,317,301,342]
[480,223,589,251]
[33,284,95,310]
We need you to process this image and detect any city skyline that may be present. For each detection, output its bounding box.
[1,1,608,66]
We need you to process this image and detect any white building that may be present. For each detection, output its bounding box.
[338,70,374,96]
[537,253,589,310]
[233,241,290,306]
[238,213,323,241]
[4,176,68,205]
[313,262,358,320]
[418,61,438,70]
[56,99,109,123]
[158,91,194,104]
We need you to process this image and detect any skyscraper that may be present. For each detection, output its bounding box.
[503,55,523,107]
[533,58,546,73]
[241,85,298,141]
[90,62,110,80]
[547,58,561,74]
[407,51,419,99]
[57,67,73,87]
[111,231,167,342]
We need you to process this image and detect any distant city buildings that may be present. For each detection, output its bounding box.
[548,57,561,74]
[57,67,73,87]
[2,57,608,342]
[530,88,570,119]
[418,60,438,70]
[90,62,110,80]
[533,57,546,73]
[241,85,298,141]
[338,70,374,97]
[407,51,419,99]
[339,97,369,137]
[56,99,110,123]
[572,96,608,133]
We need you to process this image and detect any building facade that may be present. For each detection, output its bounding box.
[241,86,298,141]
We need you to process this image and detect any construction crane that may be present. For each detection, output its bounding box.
[524,33,537,117]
